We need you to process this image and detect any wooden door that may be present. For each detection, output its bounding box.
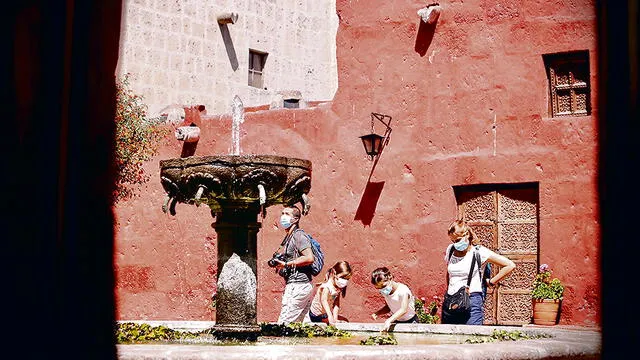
[454,183,538,325]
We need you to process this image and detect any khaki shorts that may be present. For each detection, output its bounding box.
[277,282,314,324]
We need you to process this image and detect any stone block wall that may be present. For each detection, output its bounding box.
[116,0,338,116]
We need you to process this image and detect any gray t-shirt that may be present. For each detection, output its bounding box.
[281,229,313,284]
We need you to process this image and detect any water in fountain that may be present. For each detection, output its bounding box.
[231,95,244,155]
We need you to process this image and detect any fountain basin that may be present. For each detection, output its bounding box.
[116,321,601,360]
[160,155,311,213]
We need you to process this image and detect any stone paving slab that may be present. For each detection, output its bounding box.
[116,321,601,360]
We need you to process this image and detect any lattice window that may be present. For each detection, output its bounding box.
[248,50,267,89]
[544,51,590,117]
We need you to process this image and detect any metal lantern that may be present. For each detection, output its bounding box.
[359,113,392,161]
[359,133,385,160]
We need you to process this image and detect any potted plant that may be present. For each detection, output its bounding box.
[531,264,565,325]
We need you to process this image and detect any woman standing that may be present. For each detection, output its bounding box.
[442,220,516,325]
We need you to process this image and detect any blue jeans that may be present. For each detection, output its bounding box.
[309,312,327,323]
[466,292,484,325]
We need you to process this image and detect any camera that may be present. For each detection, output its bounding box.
[278,266,293,278]
[267,252,286,268]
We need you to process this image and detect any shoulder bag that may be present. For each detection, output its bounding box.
[442,246,482,316]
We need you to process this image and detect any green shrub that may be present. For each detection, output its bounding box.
[415,298,440,324]
[113,74,169,203]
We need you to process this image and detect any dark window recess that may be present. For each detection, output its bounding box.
[543,50,591,117]
[283,99,300,108]
[248,50,267,88]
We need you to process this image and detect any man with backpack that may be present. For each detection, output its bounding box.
[268,205,316,324]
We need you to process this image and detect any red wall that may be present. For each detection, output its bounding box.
[115,0,599,326]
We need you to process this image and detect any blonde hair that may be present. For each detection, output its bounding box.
[447,219,480,246]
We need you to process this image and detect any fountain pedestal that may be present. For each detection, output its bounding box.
[211,209,261,339]
[159,155,311,339]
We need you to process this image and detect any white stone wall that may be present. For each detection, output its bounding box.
[116,0,338,117]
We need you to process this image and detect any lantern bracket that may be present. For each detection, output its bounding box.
[371,112,392,135]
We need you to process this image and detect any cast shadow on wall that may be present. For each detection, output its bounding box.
[354,112,393,226]
[354,181,385,226]
[414,19,436,57]
[220,23,239,71]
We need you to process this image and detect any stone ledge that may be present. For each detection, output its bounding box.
[116,321,601,360]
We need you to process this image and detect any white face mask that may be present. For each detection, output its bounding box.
[335,277,349,289]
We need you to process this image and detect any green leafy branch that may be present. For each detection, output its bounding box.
[415,297,440,324]
[113,73,169,203]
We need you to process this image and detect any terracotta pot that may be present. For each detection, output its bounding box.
[532,299,561,325]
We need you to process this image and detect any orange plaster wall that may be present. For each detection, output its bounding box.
[115,0,600,326]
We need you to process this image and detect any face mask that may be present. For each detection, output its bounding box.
[379,283,393,296]
[453,236,469,251]
[335,277,349,289]
[280,215,293,229]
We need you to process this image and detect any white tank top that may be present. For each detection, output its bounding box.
[444,244,492,295]
[309,282,339,316]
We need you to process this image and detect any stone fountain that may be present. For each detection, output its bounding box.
[159,96,311,339]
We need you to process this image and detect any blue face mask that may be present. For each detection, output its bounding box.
[280,215,293,229]
[379,284,393,296]
[453,236,469,251]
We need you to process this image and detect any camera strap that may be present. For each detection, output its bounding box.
[276,232,291,253]
[277,225,300,251]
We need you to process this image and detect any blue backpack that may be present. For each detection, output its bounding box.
[295,229,325,276]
